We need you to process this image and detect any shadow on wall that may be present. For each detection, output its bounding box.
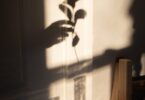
[92,0,145,77]
[1,0,145,99]
[4,0,88,99]
[22,0,145,98]
[26,0,87,82]
[37,0,145,82]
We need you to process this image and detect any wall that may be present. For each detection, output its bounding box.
[43,0,93,100]
[1,0,145,100]
[93,0,145,99]
[93,0,133,99]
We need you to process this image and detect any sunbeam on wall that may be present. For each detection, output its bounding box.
[44,0,67,99]
[44,0,93,100]
[93,0,134,56]
[43,0,134,100]
[44,0,66,69]
[93,0,133,100]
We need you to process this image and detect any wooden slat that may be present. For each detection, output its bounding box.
[111,59,132,100]
[111,62,119,100]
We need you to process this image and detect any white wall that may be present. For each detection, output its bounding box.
[93,0,133,100]
[40,0,134,99]
[44,0,93,100]
[21,0,134,100]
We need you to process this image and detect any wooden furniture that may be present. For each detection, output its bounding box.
[111,59,132,100]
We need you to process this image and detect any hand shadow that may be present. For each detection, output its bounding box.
[32,20,74,48]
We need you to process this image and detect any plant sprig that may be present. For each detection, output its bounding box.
[59,0,86,47]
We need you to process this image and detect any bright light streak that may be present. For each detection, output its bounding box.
[44,0,67,69]
[93,0,134,100]
[43,0,134,100]
[141,53,145,76]
[44,0,93,99]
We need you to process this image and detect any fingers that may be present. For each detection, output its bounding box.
[61,27,74,33]
[58,27,74,41]
[51,20,74,27]
[56,32,68,42]
[61,32,69,37]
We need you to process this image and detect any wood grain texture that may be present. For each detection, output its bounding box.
[111,59,132,100]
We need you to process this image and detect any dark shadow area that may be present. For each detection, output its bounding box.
[0,0,87,100]
[0,0,27,92]
[1,0,145,99]
[31,20,74,48]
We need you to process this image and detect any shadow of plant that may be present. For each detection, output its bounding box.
[59,0,87,47]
